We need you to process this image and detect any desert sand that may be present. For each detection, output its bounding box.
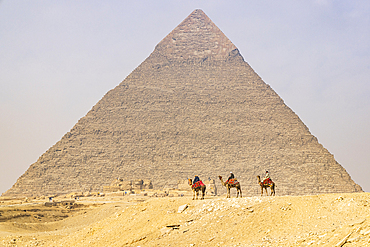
[1,192,370,246]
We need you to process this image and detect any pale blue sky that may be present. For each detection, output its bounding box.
[1,0,369,194]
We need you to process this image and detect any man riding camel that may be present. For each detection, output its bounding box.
[262,171,272,184]
[226,172,236,184]
[192,175,204,189]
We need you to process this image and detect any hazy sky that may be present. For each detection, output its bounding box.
[1,0,369,194]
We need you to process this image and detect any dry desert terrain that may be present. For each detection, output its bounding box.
[1,192,370,246]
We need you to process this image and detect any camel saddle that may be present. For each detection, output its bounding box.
[226,178,239,185]
[192,180,205,189]
[262,178,273,185]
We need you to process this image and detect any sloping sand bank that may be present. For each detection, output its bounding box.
[1,193,369,246]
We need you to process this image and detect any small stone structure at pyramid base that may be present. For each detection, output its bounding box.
[101,178,218,197]
[103,178,153,193]
[3,9,362,197]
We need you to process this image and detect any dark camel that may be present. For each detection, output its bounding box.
[218,176,242,198]
[257,175,275,196]
[188,178,206,200]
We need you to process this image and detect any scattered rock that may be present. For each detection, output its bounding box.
[335,231,354,247]
[166,224,180,229]
[360,229,370,235]
[347,236,360,243]
[348,218,366,226]
[208,237,215,242]
[160,227,173,235]
[178,204,188,213]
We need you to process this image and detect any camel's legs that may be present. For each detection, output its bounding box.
[270,186,275,196]
[263,187,268,196]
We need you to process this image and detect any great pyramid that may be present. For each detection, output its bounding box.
[4,9,362,197]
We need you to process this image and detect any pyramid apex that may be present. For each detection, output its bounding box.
[152,10,243,63]
[190,9,205,15]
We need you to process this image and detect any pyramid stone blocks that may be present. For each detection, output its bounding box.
[3,10,362,197]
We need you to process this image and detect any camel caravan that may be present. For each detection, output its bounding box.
[103,171,276,200]
[187,171,276,200]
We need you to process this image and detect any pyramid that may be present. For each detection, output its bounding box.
[4,9,362,197]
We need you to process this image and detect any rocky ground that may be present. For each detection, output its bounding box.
[0,192,369,246]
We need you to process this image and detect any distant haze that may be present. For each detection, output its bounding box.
[1,1,369,194]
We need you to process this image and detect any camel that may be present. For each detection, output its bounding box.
[218,176,242,198]
[257,175,275,196]
[188,178,206,200]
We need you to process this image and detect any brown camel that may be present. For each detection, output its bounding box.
[188,178,206,200]
[257,175,275,196]
[218,176,242,198]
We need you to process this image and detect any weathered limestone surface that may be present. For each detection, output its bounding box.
[4,10,362,197]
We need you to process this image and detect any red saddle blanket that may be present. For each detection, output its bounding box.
[226,179,239,185]
[263,178,273,185]
[192,181,205,189]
